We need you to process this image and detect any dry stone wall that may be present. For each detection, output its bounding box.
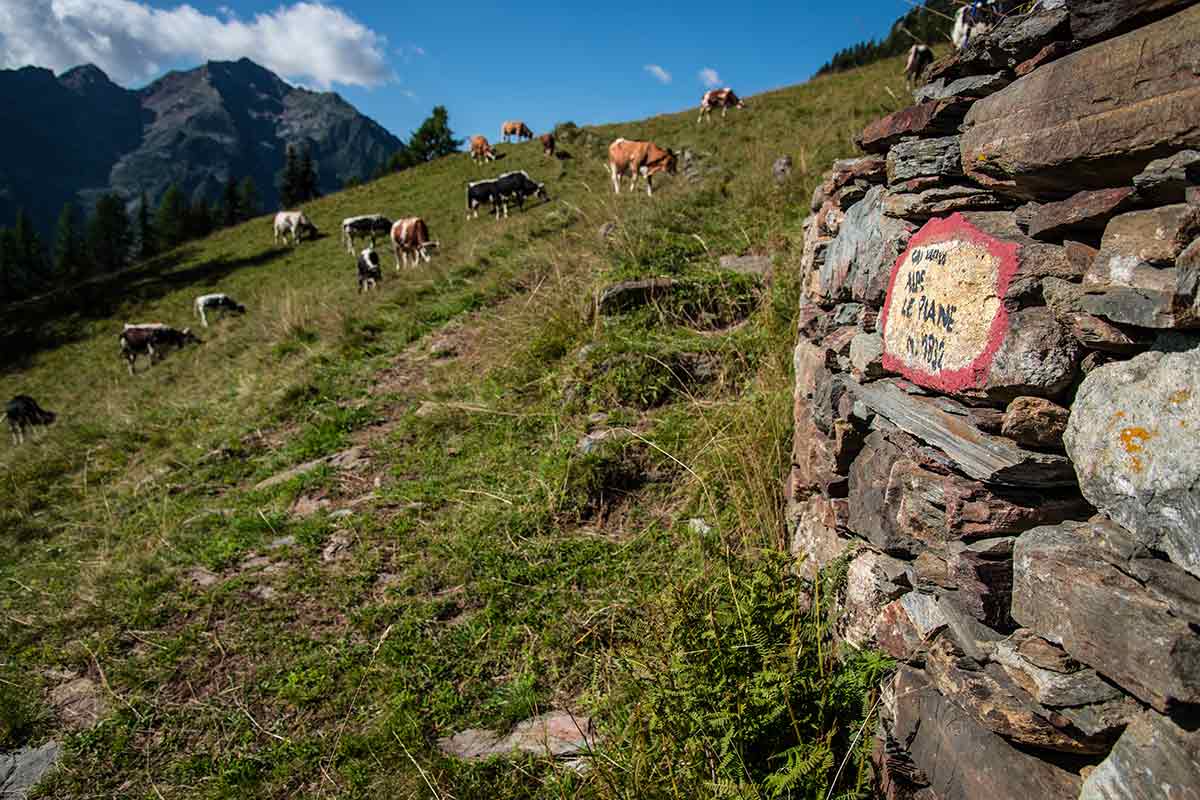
[790,3,1200,797]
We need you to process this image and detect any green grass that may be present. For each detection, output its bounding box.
[0,54,920,798]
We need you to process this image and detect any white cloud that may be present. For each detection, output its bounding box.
[643,63,671,84]
[0,0,394,89]
[699,67,722,88]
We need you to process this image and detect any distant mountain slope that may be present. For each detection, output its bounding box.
[0,58,402,232]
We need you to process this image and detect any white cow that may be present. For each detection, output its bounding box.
[273,211,317,246]
[194,293,246,327]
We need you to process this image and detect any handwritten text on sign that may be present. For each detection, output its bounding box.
[880,214,1018,393]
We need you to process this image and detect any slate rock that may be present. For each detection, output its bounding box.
[1061,312,1146,353]
[1028,187,1136,241]
[1014,40,1075,76]
[957,210,1084,302]
[1012,518,1200,711]
[882,184,1009,222]
[1132,149,1200,204]
[596,278,678,315]
[819,186,915,306]
[913,73,1010,104]
[961,6,1200,198]
[438,711,595,761]
[839,550,912,647]
[718,254,772,276]
[1042,275,1200,329]
[994,629,1122,708]
[857,97,974,155]
[1095,205,1200,275]
[789,494,854,580]
[831,302,866,327]
[1179,237,1200,315]
[846,427,1087,557]
[855,380,1077,486]
[923,633,1113,753]
[955,4,1072,75]
[1070,0,1198,42]
[945,536,1015,630]
[1079,710,1200,800]
[886,136,962,185]
[849,332,885,379]
[772,155,792,184]
[885,666,1083,800]
[876,590,949,661]
[821,156,888,196]
[1001,396,1069,449]
[1064,344,1200,576]
[0,742,61,799]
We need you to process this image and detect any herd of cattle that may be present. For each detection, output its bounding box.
[24,57,1041,442]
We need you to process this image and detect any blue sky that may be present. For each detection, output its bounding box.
[2,1,914,145]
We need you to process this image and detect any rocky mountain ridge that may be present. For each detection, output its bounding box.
[0,58,401,232]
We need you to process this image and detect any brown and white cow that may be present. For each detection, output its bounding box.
[905,45,934,88]
[390,217,439,270]
[697,88,745,123]
[273,210,317,246]
[607,138,677,196]
[540,133,556,158]
[469,135,497,165]
[119,323,200,375]
[500,120,533,143]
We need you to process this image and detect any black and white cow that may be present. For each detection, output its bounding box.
[119,324,201,375]
[493,171,550,218]
[5,395,56,445]
[341,214,394,254]
[357,247,383,292]
[466,178,502,220]
[194,293,246,327]
[905,44,934,88]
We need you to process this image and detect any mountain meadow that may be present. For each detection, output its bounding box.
[0,53,920,799]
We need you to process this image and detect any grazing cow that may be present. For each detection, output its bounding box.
[357,247,383,292]
[342,214,394,254]
[194,293,246,327]
[119,324,200,375]
[469,135,497,165]
[905,45,934,88]
[273,211,317,246]
[390,217,439,269]
[5,395,55,445]
[607,138,677,196]
[466,178,501,219]
[697,88,745,123]
[494,171,549,219]
[540,133,556,158]
[500,120,533,143]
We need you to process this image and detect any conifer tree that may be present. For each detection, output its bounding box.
[86,193,133,274]
[155,185,188,251]
[12,209,45,286]
[298,146,320,203]
[239,177,260,219]
[55,202,84,277]
[221,175,240,227]
[280,145,301,208]
[0,227,20,300]
[137,191,157,261]
[407,106,462,164]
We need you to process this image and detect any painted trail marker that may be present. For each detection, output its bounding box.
[880,213,1019,393]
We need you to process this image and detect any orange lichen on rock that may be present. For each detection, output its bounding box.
[1119,426,1157,473]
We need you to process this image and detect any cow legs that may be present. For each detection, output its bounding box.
[393,240,402,271]
[199,309,209,328]
[609,164,621,194]
[646,175,654,196]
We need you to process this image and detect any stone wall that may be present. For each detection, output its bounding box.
[789,3,1200,797]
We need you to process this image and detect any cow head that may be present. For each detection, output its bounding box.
[664,149,679,175]
[233,303,247,315]
[299,219,318,240]
[181,328,202,346]
[39,408,57,426]
[536,182,550,202]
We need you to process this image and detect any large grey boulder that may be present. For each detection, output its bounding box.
[819,186,914,306]
[1064,344,1200,576]
[1080,710,1200,799]
[1011,518,1200,711]
[1132,149,1200,204]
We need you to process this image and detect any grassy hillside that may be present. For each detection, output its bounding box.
[1,55,917,799]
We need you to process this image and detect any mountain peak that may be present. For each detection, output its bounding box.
[58,64,114,90]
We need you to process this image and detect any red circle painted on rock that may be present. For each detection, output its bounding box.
[878,213,1020,394]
